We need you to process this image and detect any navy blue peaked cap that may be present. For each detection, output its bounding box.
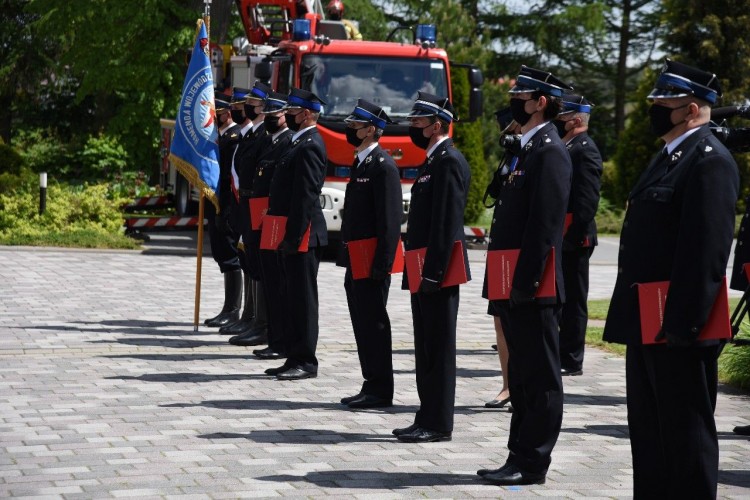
[407,91,457,123]
[648,58,721,105]
[263,91,288,113]
[345,99,393,129]
[249,81,272,100]
[284,87,327,112]
[231,87,251,103]
[509,65,573,98]
[215,90,232,110]
[559,93,593,115]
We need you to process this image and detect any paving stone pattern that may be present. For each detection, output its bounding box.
[0,246,748,498]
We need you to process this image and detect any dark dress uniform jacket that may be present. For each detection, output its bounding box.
[563,133,602,249]
[237,122,267,192]
[338,145,402,273]
[267,127,328,248]
[218,124,242,213]
[603,126,739,345]
[403,139,471,288]
[484,122,571,304]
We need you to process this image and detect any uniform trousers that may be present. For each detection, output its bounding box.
[205,201,240,273]
[280,247,321,373]
[410,285,459,433]
[259,249,287,355]
[237,197,262,280]
[498,304,563,473]
[559,246,594,371]
[626,342,719,499]
[344,270,394,399]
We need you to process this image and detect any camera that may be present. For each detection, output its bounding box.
[499,134,521,155]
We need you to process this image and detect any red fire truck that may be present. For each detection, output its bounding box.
[159,0,483,242]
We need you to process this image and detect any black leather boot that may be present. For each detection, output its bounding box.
[229,280,268,345]
[204,269,242,327]
[219,272,254,334]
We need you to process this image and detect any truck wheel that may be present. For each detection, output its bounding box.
[174,173,197,216]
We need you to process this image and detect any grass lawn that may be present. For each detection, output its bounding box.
[0,229,141,250]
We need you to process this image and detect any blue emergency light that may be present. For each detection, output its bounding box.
[293,19,311,41]
[415,24,436,48]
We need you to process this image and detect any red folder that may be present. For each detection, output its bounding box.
[259,215,311,252]
[347,238,405,280]
[564,213,590,247]
[404,241,467,294]
[637,277,731,344]
[486,248,556,300]
[249,197,269,230]
[744,263,750,282]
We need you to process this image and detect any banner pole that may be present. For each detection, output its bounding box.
[194,193,205,331]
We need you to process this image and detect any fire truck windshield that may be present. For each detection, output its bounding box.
[300,54,448,120]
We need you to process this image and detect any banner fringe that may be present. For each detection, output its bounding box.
[169,153,219,212]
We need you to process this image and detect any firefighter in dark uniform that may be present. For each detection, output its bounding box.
[478,66,572,486]
[204,91,243,328]
[336,99,402,409]
[235,91,293,357]
[554,94,603,376]
[223,82,272,342]
[217,86,263,336]
[392,92,471,443]
[263,88,328,380]
[603,59,738,498]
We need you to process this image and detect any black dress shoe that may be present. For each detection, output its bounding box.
[264,364,289,376]
[481,463,546,485]
[477,462,512,477]
[253,347,284,359]
[392,423,419,436]
[560,367,583,376]
[484,396,511,409]
[276,367,317,380]
[734,424,750,436]
[340,393,363,405]
[229,332,267,346]
[347,394,392,409]
[219,319,251,335]
[396,426,451,443]
[204,310,239,328]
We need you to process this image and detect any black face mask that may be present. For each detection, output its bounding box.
[264,115,282,134]
[345,127,365,147]
[230,109,245,124]
[285,112,302,132]
[244,104,259,121]
[409,125,432,150]
[509,98,533,126]
[553,119,568,138]
[648,103,683,137]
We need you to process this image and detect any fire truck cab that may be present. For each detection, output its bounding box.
[163,0,483,243]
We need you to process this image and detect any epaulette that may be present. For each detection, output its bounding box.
[696,136,719,158]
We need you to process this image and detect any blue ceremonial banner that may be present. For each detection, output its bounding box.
[169,20,220,210]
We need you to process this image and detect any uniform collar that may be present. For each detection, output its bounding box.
[426,136,450,159]
[356,142,379,165]
[292,125,316,142]
[271,128,289,141]
[520,121,550,148]
[665,126,701,155]
[240,121,253,137]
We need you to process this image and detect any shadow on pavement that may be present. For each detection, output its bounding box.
[89,337,228,348]
[198,429,393,444]
[105,372,270,383]
[561,424,629,439]
[563,393,627,406]
[257,470,477,488]
[161,399,417,413]
[718,469,750,488]
[102,353,255,361]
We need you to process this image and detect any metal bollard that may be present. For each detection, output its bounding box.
[39,172,47,215]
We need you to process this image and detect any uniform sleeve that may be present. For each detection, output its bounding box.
[284,140,326,246]
[565,142,602,245]
[662,150,739,342]
[422,156,466,283]
[513,145,571,294]
[371,163,403,275]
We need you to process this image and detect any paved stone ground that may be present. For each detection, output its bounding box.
[1,244,749,499]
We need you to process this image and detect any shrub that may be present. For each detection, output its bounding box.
[0,178,132,248]
[0,144,31,193]
[76,134,129,181]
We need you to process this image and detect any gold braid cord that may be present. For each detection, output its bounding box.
[169,153,219,212]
